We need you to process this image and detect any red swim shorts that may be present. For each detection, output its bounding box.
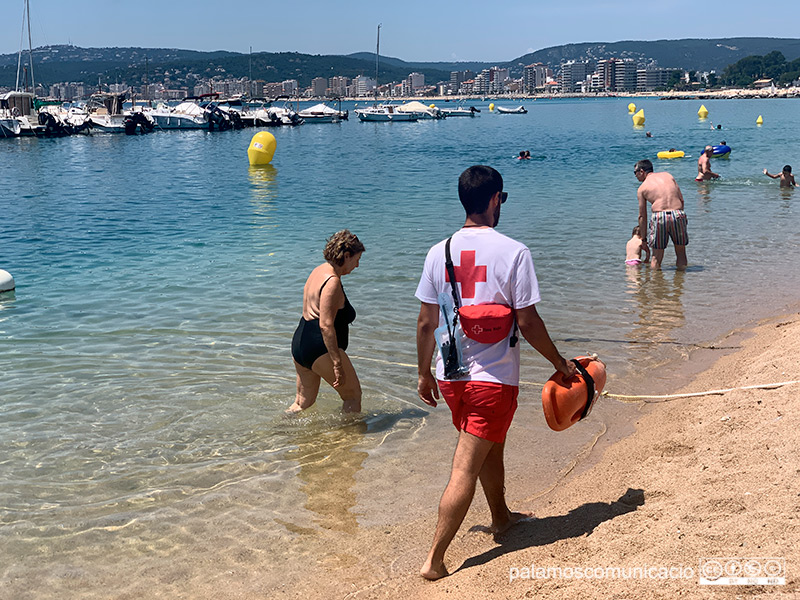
[438,380,519,444]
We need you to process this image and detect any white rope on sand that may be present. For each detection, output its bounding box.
[352,356,800,404]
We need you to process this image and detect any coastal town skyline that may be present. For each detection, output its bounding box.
[4,0,799,63]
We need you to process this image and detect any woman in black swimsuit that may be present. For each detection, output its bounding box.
[288,230,365,413]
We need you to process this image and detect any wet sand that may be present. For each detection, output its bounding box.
[280,310,800,599]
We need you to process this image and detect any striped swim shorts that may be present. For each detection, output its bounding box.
[649,209,688,250]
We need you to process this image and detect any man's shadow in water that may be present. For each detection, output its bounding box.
[457,488,645,573]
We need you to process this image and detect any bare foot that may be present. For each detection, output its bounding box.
[285,402,304,414]
[420,561,449,581]
[490,510,535,536]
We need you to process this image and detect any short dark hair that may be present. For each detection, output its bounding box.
[783,165,792,173]
[458,165,503,215]
[635,159,653,174]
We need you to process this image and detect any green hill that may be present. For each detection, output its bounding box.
[506,37,800,73]
[3,37,800,90]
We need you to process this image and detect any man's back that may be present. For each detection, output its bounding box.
[639,171,684,212]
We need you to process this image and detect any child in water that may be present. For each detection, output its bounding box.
[763,165,798,188]
[625,226,650,266]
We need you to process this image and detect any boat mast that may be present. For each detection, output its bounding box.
[374,23,381,104]
[16,0,36,92]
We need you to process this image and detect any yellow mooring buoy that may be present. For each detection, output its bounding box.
[247,131,277,166]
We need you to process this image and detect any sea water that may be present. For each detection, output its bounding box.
[1,97,799,593]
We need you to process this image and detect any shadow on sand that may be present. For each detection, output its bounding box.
[457,488,645,573]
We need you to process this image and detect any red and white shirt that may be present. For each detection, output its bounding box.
[415,227,540,386]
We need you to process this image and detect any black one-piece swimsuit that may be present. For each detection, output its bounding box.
[291,276,356,370]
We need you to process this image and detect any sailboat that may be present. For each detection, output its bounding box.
[354,25,417,122]
[0,0,42,137]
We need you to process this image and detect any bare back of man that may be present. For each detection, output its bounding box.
[638,171,684,212]
[635,162,688,270]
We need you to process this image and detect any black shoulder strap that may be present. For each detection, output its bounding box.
[444,237,461,311]
[319,275,337,295]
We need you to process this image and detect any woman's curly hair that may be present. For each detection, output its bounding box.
[323,230,365,266]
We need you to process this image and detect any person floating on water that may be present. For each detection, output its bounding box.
[763,165,798,188]
[696,146,720,182]
[635,159,689,270]
[625,225,650,266]
[646,131,652,138]
[288,230,365,413]
[415,165,577,581]
[517,151,530,160]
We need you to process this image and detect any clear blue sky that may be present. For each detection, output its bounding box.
[4,0,799,62]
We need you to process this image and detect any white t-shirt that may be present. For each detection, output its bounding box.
[415,227,540,385]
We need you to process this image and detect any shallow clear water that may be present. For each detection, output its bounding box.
[2,97,800,593]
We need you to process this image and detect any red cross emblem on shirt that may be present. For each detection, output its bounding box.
[445,250,486,299]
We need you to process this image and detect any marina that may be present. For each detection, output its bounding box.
[2,95,800,596]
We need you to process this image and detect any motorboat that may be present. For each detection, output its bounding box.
[441,105,479,117]
[354,104,418,122]
[149,97,210,129]
[0,90,41,137]
[0,115,21,137]
[298,102,347,123]
[86,93,126,133]
[395,101,444,119]
[496,105,528,114]
[267,104,304,126]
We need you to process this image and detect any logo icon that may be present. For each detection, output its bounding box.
[699,557,785,585]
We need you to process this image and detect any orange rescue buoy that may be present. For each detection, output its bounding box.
[541,356,606,431]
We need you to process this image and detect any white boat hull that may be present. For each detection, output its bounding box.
[0,118,21,137]
[355,109,418,122]
[150,114,208,129]
[441,108,477,117]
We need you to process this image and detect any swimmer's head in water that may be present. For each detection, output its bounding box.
[783,165,792,173]
[634,159,653,175]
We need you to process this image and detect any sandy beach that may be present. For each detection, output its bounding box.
[267,310,800,599]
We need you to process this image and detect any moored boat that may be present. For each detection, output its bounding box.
[496,105,528,114]
[355,104,418,122]
[395,100,444,119]
[441,105,479,117]
[298,102,347,123]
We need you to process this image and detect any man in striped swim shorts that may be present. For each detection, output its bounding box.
[634,159,688,270]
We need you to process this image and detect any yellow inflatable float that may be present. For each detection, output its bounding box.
[632,109,645,126]
[247,131,277,166]
[657,149,685,159]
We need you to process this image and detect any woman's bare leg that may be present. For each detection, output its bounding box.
[312,351,362,413]
[287,361,322,413]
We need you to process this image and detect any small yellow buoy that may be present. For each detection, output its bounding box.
[756,115,763,125]
[698,104,709,119]
[247,131,277,166]
[632,109,645,127]
[429,103,435,109]
[489,103,495,111]
[628,102,636,113]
